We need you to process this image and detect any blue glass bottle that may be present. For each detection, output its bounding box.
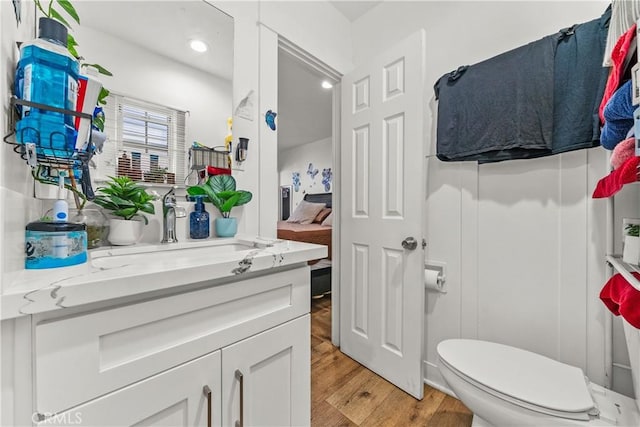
[190,196,210,239]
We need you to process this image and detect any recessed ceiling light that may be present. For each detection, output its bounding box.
[321,81,333,89]
[190,39,208,53]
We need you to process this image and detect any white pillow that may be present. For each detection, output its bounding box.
[287,200,326,224]
[321,210,333,226]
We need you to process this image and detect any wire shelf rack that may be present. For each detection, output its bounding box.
[3,96,94,168]
[4,96,98,205]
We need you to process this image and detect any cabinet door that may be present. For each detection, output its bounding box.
[222,315,310,427]
[37,351,222,427]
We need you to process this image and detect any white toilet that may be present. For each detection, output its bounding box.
[437,319,640,426]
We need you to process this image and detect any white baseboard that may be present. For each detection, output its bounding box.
[424,359,457,398]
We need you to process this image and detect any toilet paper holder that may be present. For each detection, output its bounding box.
[425,261,446,293]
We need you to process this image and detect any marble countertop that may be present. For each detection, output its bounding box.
[1,236,327,320]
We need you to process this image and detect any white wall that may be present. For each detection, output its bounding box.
[214,0,351,238]
[258,1,353,75]
[352,0,639,396]
[73,23,233,203]
[65,25,233,234]
[1,0,43,287]
[1,5,39,422]
[208,1,261,236]
[279,137,333,209]
[73,25,233,158]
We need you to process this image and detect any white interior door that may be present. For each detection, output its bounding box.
[340,30,425,399]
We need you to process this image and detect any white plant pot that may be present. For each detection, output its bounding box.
[623,235,640,265]
[107,218,143,246]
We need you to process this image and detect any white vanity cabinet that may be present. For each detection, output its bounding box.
[222,315,310,427]
[23,265,311,427]
[37,350,222,427]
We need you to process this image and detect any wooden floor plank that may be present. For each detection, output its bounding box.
[310,296,473,427]
[326,365,397,424]
[360,384,447,427]
[311,339,336,366]
[427,394,474,427]
[312,348,362,403]
[311,399,358,427]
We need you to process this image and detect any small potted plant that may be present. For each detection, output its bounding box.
[144,166,169,184]
[623,223,640,265]
[187,174,252,237]
[93,176,155,245]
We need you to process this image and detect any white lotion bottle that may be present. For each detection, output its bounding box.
[52,171,68,222]
[51,171,69,258]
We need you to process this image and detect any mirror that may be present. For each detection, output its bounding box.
[71,0,234,184]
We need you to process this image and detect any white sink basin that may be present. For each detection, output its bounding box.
[91,239,266,269]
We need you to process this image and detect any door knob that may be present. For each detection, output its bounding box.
[401,237,417,250]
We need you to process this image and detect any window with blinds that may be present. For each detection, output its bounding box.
[94,93,187,185]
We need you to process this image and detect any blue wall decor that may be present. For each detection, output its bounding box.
[306,163,318,183]
[292,171,301,191]
[322,168,333,191]
[265,110,277,131]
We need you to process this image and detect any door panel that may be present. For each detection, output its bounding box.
[340,30,425,399]
[383,114,404,217]
[352,243,370,337]
[353,125,370,216]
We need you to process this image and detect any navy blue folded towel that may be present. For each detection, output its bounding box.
[434,33,558,162]
[552,8,610,154]
[601,80,635,150]
[434,7,610,162]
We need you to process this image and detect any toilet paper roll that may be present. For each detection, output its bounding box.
[424,268,443,292]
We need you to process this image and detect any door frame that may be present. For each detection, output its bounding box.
[331,82,341,346]
[277,37,343,346]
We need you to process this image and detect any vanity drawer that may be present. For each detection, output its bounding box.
[34,266,310,414]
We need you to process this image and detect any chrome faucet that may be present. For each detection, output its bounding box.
[162,186,187,243]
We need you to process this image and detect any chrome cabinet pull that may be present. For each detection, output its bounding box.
[234,370,244,427]
[203,385,212,427]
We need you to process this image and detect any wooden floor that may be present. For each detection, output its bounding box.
[311,295,473,427]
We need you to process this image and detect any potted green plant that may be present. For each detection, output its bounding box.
[187,174,252,237]
[144,166,169,184]
[93,176,156,245]
[623,223,640,265]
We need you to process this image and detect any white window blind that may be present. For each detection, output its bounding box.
[93,93,187,185]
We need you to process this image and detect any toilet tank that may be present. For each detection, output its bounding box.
[623,319,640,411]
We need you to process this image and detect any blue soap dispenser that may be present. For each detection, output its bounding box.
[190,195,210,239]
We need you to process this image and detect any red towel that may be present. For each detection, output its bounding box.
[599,24,637,124]
[592,155,640,198]
[600,272,640,329]
[207,166,231,176]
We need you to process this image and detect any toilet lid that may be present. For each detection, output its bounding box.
[437,339,595,416]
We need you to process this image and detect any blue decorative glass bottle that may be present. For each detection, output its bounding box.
[190,196,210,239]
